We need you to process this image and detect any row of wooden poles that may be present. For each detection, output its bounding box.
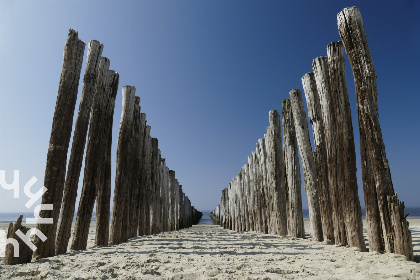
[210,7,413,261]
[4,29,202,265]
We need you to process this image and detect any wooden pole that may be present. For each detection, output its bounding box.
[301,72,335,243]
[281,99,304,238]
[312,57,347,245]
[55,39,103,255]
[33,29,85,260]
[338,7,412,258]
[110,86,136,245]
[70,58,117,251]
[95,71,119,246]
[265,110,287,236]
[327,41,365,251]
[289,89,323,241]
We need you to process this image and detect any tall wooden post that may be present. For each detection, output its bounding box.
[281,99,304,238]
[95,71,119,246]
[71,58,117,251]
[33,29,85,260]
[131,99,144,238]
[312,57,347,245]
[289,89,323,241]
[56,40,103,255]
[149,138,159,234]
[327,41,365,251]
[265,110,287,236]
[110,86,136,245]
[338,7,412,258]
[301,72,335,243]
[169,170,176,231]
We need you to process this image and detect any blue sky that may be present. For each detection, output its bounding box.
[0,0,419,213]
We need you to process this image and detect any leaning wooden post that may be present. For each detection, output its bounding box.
[95,71,119,246]
[110,86,136,245]
[265,110,287,236]
[289,89,323,241]
[312,57,347,245]
[301,73,335,243]
[71,58,117,251]
[169,170,176,231]
[131,98,144,238]
[139,123,151,235]
[110,86,136,244]
[149,138,160,234]
[327,41,365,251]
[55,40,103,255]
[338,7,384,253]
[281,99,304,238]
[137,113,147,235]
[3,215,32,265]
[338,7,412,257]
[33,29,85,260]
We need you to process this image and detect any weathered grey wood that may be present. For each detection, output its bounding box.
[34,29,85,260]
[289,89,323,241]
[56,40,103,255]
[388,194,413,261]
[302,72,334,243]
[121,95,141,242]
[130,97,143,238]
[338,6,405,255]
[140,125,152,235]
[95,71,119,246]
[137,114,147,235]
[149,138,160,234]
[265,110,287,236]
[327,41,365,251]
[360,127,383,252]
[70,58,116,251]
[3,216,32,265]
[281,99,304,238]
[110,86,136,245]
[312,57,346,245]
[169,170,176,231]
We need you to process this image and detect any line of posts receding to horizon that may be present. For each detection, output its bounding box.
[211,7,413,261]
[3,29,202,265]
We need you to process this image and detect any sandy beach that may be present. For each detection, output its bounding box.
[0,218,419,279]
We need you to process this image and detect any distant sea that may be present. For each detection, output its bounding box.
[1,208,419,226]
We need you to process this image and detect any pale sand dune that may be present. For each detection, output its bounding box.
[0,220,419,279]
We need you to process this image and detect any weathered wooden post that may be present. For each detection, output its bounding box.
[95,71,119,246]
[338,7,412,258]
[301,72,335,243]
[138,125,151,235]
[242,164,251,231]
[71,58,118,251]
[327,41,365,251]
[110,86,136,245]
[257,139,268,234]
[265,110,287,236]
[281,99,304,238]
[312,57,346,245]
[33,29,85,260]
[131,98,144,238]
[56,40,103,255]
[388,194,413,260]
[169,170,176,231]
[3,216,32,265]
[289,89,323,241]
[149,138,159,234]
[247,156,255,231]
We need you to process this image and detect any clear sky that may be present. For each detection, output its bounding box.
[0,0,419,213]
